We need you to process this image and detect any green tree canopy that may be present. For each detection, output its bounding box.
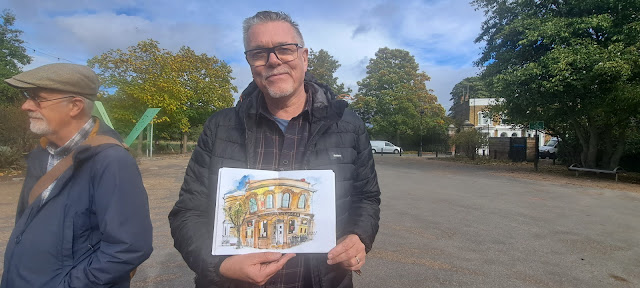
[307,48,352,96]
[353,47,447,146]
[0,9,32,104]
[473,0,640,169]
[448,76,491,126]
[88,39,237,146]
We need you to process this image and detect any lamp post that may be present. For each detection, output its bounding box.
[419,110,424,157]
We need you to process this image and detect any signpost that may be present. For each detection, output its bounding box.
[529,121,544,171]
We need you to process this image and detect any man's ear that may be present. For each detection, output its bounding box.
[69,97,85,117]
[302,48,309,72]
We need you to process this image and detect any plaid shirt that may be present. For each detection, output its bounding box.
[245,89,312,288]
[41,118,95,203]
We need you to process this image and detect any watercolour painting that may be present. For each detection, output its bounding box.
[212,168,336,255]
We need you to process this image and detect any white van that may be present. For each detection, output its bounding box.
[370,140,402,154]
[539,137,559,159]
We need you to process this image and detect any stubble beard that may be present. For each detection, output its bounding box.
[28,112,52,135]
[262,68,294,99]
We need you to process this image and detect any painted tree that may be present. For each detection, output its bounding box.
[354,47,447,147]
[88,39,237,152]
[225,198,249,249]
[307,49,352,96]
[0,9,32,104]
[473,0,640,169]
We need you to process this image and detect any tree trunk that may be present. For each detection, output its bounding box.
[571,120,589,166]
[601,133,613,169]
[609,133,627,170]
[586,126,599,168]
[182,132,188,154]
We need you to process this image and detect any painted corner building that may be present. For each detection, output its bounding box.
[223,178,315,249]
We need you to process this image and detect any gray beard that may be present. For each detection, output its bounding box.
[265,84,294,99]
[29,118,52,135]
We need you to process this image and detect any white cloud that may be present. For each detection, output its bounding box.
[7,0,487,110]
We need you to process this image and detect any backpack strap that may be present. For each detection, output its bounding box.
[27,135,124,205]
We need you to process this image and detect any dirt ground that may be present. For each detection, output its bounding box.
[0,154,637,282]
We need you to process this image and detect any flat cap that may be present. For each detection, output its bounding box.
[5,63,99,101]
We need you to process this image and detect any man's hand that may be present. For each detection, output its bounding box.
[327,234,365,271]
[219,252,296,285]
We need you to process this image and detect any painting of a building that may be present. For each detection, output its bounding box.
[223,178,315,250]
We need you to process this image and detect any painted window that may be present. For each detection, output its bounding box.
[298,194,306,209]
[289,219,296,234]
[266,194,273,209]
[260,220,268,238]
[282,193,290,208]
[249,198,257,213]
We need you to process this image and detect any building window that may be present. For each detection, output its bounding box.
[500,132,508,137]
[266,194,273,209]
[289,219,296,234]
[282,193,290,208]
[511,132,518,137]
[478,112,490,126]
[249,198,257,213]
[298,194,306,209]
[260,220,268,238]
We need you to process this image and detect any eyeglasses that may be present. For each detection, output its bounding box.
[244,43,302,67]
[21,90,77,105]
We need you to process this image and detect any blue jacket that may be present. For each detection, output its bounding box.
[1,119,153,288]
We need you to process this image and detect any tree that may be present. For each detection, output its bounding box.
[307,49,352,96]
[451,129,487,160]
[354,47,447,148]
[473,0,640,169]
[225,198,249,249]
[0,9,32,104]
[88,39,237,152]
[448,76,491,127]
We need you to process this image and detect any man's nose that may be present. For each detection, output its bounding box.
[21,98,37,111]
[266,51,282,66]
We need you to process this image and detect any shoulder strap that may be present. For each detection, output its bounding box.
[27,135,124,205]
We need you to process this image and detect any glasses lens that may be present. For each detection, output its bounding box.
[21,90,31,100]
[274,45,299,63]
[247,50,268,66]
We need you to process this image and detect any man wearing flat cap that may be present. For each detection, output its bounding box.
[0,63,153,288]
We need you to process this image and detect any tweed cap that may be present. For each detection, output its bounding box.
[4,63,99,101]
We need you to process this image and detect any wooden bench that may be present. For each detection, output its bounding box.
[568,164,625,182]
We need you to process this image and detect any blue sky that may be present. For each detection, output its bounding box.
[7,0,485,111]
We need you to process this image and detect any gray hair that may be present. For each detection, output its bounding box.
[243,11,305,50]
[80,97,94,117]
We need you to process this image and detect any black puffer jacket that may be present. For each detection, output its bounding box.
[169,74,381,288]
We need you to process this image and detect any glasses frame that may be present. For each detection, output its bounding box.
[21,90,78,106]
[244,43,302,67]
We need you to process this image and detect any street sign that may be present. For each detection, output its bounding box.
[124,108,161,146]
[529,121,544,130]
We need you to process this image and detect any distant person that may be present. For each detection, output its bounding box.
[1,63,153,287]
[169,10,381,288]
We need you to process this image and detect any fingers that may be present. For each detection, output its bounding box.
[252,253,296,285]
[327,234,365,270]
[220,253,297,285]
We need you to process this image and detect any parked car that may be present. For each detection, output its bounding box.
[539,137,559,159]
[370,140,402,154]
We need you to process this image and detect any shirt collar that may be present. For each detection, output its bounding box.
[46,118,96,156]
